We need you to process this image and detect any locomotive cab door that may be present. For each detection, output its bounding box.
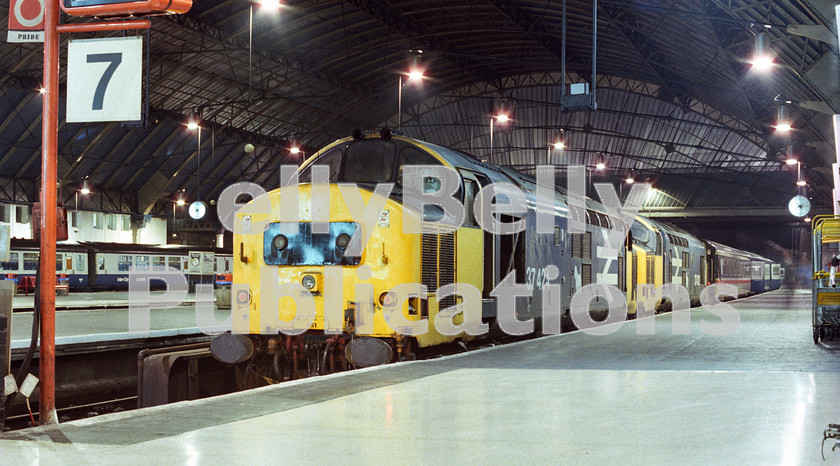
[456,169,486,302]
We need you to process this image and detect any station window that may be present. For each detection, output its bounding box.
[118,255,133,272]
[71,211,78,228]
[1,252,19,271]
[0,205,9,223]
[93,212,103,229]
[23,252,38,270]
[16,205,30,224]
[107,214,117,230]
[121,215,130,231]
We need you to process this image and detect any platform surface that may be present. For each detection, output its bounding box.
[2,288,839,464]
[12,290,210,310]
[10,291,229,350]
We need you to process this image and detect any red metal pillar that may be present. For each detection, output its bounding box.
[39,0,59,425]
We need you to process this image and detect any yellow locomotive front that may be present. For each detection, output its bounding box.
[225,134,482,380]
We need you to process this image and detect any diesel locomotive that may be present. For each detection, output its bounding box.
[219,130,780,381]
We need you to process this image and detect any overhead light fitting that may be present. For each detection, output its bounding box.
[257,0,281,11]
[552,129,566,150]
[751,32,773,72]
[776,105,791,133]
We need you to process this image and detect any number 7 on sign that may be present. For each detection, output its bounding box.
[66,36,142,123]
[86,53,122,111]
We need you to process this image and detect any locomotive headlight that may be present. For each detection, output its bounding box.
[378,291,397,307]
[301,274,317,290]
[272,234,288,251]
[336,233,352,250]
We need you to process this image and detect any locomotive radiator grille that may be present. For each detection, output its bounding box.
[421,234,437,291]
[571,232,592,259]
[420,232,457,309]
[438,233,456,308]
[581,263,592,287]
[646,256,656,283]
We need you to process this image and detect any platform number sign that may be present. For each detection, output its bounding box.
[67,36,142,123]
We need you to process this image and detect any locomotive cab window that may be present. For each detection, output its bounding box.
[397,146,440,186]
[344,140,396,183]
[299,148,342,183]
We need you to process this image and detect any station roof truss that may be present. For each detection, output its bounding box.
[0,0,836,223]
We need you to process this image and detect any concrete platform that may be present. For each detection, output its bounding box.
[12,291,212,310]
[10,293,230,351]
[2,288,839,464]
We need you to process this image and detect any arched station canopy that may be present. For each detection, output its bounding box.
[0,0,836,223]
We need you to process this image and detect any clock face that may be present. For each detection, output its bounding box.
[788,195,810,218]
[189,201,207,220]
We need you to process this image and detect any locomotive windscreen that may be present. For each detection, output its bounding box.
[343,140,396,183]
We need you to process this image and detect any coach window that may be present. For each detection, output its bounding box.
[56,254,63,272]
[23,253,38,270]
[1,252,18,271]
[299,148,342,183]
[136,255,149,271]
[118,255,132,272]
[168,256,181,271]
[153,256,166,269]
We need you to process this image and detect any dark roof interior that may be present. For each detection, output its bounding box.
[0,0,836,226]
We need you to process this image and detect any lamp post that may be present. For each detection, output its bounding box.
[398,69,424,130]
[489,112,509,162]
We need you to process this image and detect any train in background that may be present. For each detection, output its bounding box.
[223,130,783,381]
[1,239,233,290]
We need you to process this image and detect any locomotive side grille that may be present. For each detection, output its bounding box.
[632,255,638,291]
[581,232,591,259]
[618,256,625,291]
[438,233,456,308]
[572,232,592,259]
[646,256,656,283]
[581,263,592,287]
[421,234,437,291]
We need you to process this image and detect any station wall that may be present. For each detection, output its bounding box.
[0,204,167,244]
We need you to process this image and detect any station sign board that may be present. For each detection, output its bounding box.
[66,36,142,123]
[7,0,45,43]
